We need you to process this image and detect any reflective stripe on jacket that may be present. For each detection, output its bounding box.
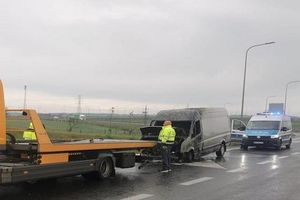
[158,125,176,143]
[23,130,37,140]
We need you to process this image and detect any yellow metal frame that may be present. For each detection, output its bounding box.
[0,80,156,164]
[0,81,6,150]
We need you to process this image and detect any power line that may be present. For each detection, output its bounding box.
[77,95,81,114]
[23,85,27,109]
[143,105,148,126]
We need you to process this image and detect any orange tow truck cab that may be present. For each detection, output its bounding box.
[0,80,156,184]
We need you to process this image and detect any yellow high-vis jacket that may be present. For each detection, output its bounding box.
[23,123,37,140]
[158,125,176,143]
[23,130,37,140]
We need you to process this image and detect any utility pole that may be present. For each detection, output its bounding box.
[240,41,275,120]
[129,111,134,124]
[77,95,81,114]
[143,105,148,126]
[109,107,115,133]
[23,85,27,109]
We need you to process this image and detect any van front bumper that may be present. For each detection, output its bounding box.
[241,136,281,147]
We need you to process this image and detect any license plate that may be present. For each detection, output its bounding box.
[253,141,264,144]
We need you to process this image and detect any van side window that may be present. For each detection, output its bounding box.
[192,120,201,137]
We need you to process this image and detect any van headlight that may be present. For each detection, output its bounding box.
[242,134,248,138]
[271,135,280,139]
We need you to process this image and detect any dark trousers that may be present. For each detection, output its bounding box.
[161,144,172,170]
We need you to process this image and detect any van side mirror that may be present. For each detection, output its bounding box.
[281,127,288,132]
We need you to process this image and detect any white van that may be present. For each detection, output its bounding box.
[140,108,231,161]
[241,113,293,150]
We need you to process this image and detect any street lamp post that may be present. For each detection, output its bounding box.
[240,41,275,120]
[284,81,300,114]
[265,96,276,112]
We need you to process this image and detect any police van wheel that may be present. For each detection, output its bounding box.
[286,138,292,149]
[241,145,248,151]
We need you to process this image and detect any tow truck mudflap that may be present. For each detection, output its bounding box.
[0,167,13,184]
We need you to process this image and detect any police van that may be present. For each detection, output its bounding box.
[241,113,293,150]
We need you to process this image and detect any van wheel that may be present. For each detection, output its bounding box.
[216,143,226,157]
[97,157,115,179]
[276,140,282,150]
[286,138,292,149]
[184,151,194,163]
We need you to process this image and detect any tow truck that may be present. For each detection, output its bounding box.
[0,80,156,185]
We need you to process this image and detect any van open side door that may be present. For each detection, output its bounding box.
[231,119,246,142]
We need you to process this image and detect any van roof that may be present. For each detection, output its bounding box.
[154,108,227,121]
[250,113,290,122]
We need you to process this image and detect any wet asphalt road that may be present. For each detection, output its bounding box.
[2,137,300,200]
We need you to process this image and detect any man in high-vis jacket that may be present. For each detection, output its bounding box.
[23,122,37,140]
[158,120,176,172]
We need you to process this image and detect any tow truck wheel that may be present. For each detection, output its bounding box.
[286,138,292,149]
[97,157,115,179]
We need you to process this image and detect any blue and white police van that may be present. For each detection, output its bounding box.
[241,113,293,150]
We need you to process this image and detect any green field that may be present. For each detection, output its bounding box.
[7,118,144,140]
[6,115,300,141]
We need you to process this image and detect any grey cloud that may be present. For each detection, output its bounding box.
[1,0,300,115]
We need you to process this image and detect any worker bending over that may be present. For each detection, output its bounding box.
[158,120,176,172]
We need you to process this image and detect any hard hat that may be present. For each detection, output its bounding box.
[163,121,172,126]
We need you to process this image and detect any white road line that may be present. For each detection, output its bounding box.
[227,147,241,152]
[180,177,213,186]
[226,167,247,173]
[185,161,226,169]
[291,152,300,155]
[278,156,289,159]
[121,194,154,200]
[257,156,289,165]
[257,160,273,165]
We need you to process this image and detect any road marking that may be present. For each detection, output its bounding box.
[227,147,241,152]
[180,177,213,186]
[257,156,289,165]
[257,160,273,165]
[185,160,226,169]
[121,194,154,200]
[278,156,289,159]
[293,141,300,144]
[291,152,300,155]
[293,137,300,141]
[226,167,247,173]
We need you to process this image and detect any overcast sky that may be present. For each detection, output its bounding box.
[1,0,300,115]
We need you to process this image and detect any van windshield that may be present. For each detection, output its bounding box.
[153,120,191,135]
[247,121,280,130]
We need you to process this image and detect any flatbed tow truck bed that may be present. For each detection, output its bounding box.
[0,81,157,185]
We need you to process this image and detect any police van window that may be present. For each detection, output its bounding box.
[247,121,280,130]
